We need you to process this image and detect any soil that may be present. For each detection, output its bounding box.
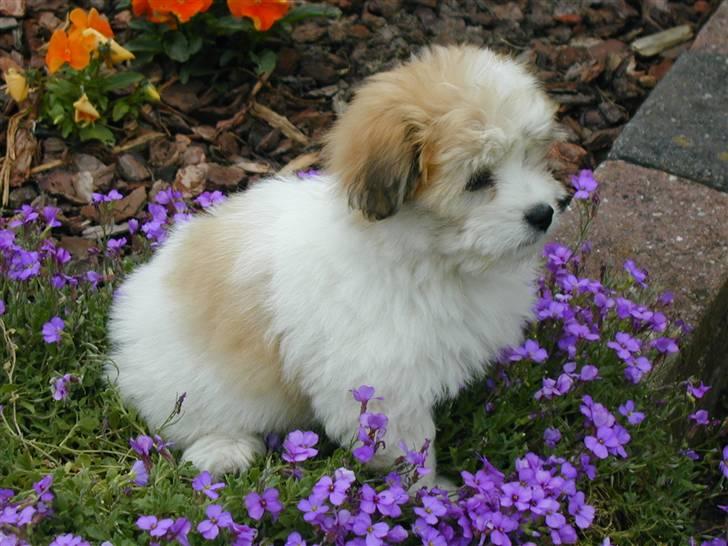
[0,0,720,250]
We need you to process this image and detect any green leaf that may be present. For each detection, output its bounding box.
[279,4,341,26]
[100,71,144,92]
[78,124,115,146]
[125,34,165,54]
[187,33,203,57]
[251,49,277,76]
[163,32,191,63]
[112,101,130,122]
[209,15,253,34]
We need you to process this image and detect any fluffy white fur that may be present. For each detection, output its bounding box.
[107,45,568,483]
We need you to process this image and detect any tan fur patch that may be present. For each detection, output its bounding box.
[167,213,296,399]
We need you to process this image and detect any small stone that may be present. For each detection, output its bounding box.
[367,0,400,17]
[349,24,370,39]
[0,16,17,30]
[182,145,206,166]
[292,21,326,43]
[59,236,97,258]
[112,186,147,222]
[491,3,524,22]
[0,0,25,17]
[36,11,61,31]
[117,153,149,182]
[8,185,37,208]
[174,164,209,198]
[206,164,246,189]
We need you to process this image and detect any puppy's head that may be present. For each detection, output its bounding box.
[324,45,570,259]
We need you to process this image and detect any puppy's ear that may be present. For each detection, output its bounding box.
[324,82,423,221]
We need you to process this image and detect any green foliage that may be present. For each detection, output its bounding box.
[37,52,152,146]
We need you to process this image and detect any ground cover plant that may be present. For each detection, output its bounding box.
[0,171,725,545]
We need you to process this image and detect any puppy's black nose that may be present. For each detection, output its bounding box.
[525,203,554,232]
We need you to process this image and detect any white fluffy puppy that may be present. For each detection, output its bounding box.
[107,45,570,482]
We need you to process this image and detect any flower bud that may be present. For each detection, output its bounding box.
[73,93,101,125]
[81,28,135,64]
[143,83,161,102]
[4,68,29,102]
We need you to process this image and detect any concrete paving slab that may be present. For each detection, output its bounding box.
[692,0,728,54]
[555,160,728,325]
[609,52,728,192]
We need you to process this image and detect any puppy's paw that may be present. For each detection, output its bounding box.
[182,434,264,476]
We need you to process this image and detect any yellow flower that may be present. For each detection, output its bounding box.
[73,93,101,125]
[81,28,135,64]
[143,83,161,102]
[4,68,28,102]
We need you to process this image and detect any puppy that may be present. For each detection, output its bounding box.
[107,45,568,483]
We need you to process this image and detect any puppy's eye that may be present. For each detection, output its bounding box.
[466,170,495,192]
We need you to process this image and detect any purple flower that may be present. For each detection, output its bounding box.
[544,427,562,448]
[624,356,652,384]
[192,471,225,499]
[49,534,90,546]
[245,488,283,520]
[623,259,647,286]
[312,475,351,506]
[129,434,154,457]
[92,189,123,203]
[195,191,226,209]
[544,243,573,272]
[9,204,39,228]
[33,475,53,502]
[353,443,375,463]
[585,426,618,459]
[297,496,329,522]
[42,316,65,344]
[352,512,389,546]
[9,250,41,281]
[568,491,595,529]
[167,517,191,546]
[106,237,127,256]
[571,170,598,200]
[719,446,728,479]
[197,504,233,540]
[51,374,77,401]
[651,337,678,354]
[285,532,306,546]
[618,400,645,425]
[486,511,519,545]
[352,385,377,403]
[509,339,548,363]
[42,206,62,228]
[0,300,4,316]
[128,218,139,234]
[130,460,148,486]
[686,381,712,399]
[283,430,319,463]
[136,515,174,537]
[360,484,397,516]
[689,409,710,425]
[607,332,641,361]
[579,365,599,382]
[413,495,447,525]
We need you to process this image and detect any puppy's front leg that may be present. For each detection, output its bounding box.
[312,389,443,487]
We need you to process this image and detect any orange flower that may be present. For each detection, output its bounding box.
[227,0,289,31]
[69,7,114,39]
[45,29,93,74]
[148,0,213,23]
[132,0,178,25]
